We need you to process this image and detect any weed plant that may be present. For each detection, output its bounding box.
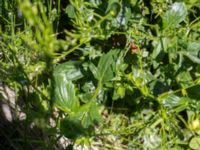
[1,0,200,149]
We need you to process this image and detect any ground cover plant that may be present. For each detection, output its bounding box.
[1,0,200,149]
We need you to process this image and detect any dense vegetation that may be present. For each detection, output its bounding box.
[1,0,200,149]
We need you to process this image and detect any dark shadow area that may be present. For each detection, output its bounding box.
[0,85,63,150]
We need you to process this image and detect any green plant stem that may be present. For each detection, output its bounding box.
[91,82,102,102]
[54,38,90,63]
[54,13,112,63]
[56,0,61,32]
[157,79,200,102]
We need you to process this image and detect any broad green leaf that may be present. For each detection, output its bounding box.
[54,80,79,113]
[113,2,132,26]
[60,102,101,138]
[189,136,200,150]
[75,102,102,128]
[96,52,114,82]
[181,42,200,64]
[162,94,189,112]
[184,54,200,64]
[124,7,132,25]
[162,2,187,29]
[54,61,83,81]
[151,37,169,60]
[91,50,119,83]
[53,61,83,113]
[188,42,200,52]
[87,102,102,124]
[176,71,193,88]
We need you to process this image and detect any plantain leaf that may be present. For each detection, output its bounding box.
[53,61,83,113]
[162,2,187,29]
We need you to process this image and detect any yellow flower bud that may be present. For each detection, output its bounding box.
[191,119,200,130]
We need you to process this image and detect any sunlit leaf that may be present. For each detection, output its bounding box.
[162,94,189,112]
[53,61,83,113]
[54,80,79,113]
[54,61,83,81]
[189,136,200,150]
[75,102,102,128]
[181,42,200,64]
[91,50,119,83]
[176,71,193,88]
[162,2,187,29]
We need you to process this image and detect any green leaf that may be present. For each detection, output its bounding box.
[88,103,102,124]
[181,42,200,64]
[79,81,95,103]
[187,42,200,62]
[184,54,200,64]
[89,63,98,80]
[176,71,193,88]
[65,4,76,18]
[75,102,101,128]
[89,0,101,6]
[53,61,83,113]
[54,61,83,81]
[162,94,189,112]
[91,50,119,83]
[117,86,125,99]
[151,37,169,60]
[188,42,200,52]
[54,80,79,113]
[162,2,187,29]
[106,0,121,17]
[189,136,200,150]
[60,118,86,140]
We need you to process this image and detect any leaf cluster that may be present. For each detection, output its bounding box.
[1,0,200,149]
